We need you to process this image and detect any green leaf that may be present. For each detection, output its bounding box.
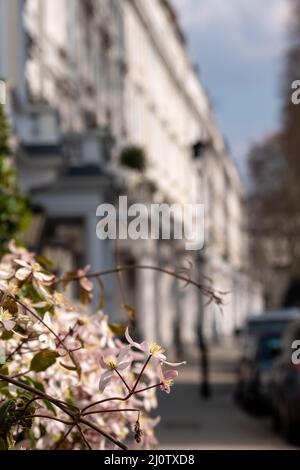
[60,361,82,380]
[22,376,45,392]
[42,399,57,416]
[109,323,127,337]
[36,255,55,270]
[28,429,36,448]
[1,331,13,341]
[0,364,9,375]
[30,350,59,372]
[59,362,77,372]
[2,299,18,315]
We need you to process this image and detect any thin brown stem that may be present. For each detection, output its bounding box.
[82,355,153,413]
[22,396,41,415]
[0,373,129,450]
[9,296,74,363]
[79,417,127,451]
[16,414,74,426]
[11,368,30,379]
[57,264,224,303]
[135,382,163,394]
[76,423,92,450]
[83,408,139,417]
[54,425,75,450]
[6,339,26,361]
[82,396,128,412]
[131,355,152,393]
[0,373,75,418]
[114,240,128,313]
[114,368,131,392]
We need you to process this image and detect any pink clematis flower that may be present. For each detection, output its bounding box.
[0,306,15,331]
[125,328,186,367]
[0,263,17,295]
[159,369,178,394]
[0,263,14,281]
[99,347,132,392]
[14,259,55,300]
[77,265,94,292]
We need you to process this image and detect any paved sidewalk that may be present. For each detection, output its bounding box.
[156,339,296,450]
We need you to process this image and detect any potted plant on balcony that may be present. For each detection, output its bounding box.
[120,145,146,173]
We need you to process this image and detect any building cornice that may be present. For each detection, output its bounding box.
[127,0,210,133]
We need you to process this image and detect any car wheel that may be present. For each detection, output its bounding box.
[281,408,300,444]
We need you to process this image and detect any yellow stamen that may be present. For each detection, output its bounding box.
[0,309,12,321]
[107,359,117,370]
[150,342,163,355]
[32,262,41,271]
[165,379,174,386]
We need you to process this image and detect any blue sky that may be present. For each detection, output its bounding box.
[171,0,290,178]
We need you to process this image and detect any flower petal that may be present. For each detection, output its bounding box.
[163,370,178,381]
[140,341,151,353]
[3,320,15,331]
[0,267,14,279]
[80,277,94,292]
[99,370,113,392]
[160,383,171,394]
[125,328,143,351]
[14,259,30,268]
[77,265,91,277]
[117,359,132,371]
[33,280,52,300]
[117,346,131,360]
[156,352,167,361]
[162,360,187,367]
[34,272,55,283]
[99,355,108,369]
[15,267,31,281]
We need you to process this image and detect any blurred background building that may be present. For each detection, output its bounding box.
[0,0,263,357]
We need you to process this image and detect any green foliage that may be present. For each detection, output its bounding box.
[0,399,16,449]
[0,104,30,254]
[120,145,146,172]
[30,350,60,372]
[0,397,36,449]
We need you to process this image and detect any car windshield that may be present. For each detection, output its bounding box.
[257,336,281,361]
[247,320,290,336]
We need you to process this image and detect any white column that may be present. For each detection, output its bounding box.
[174,250,199,354]
[179,284,198,348]
[136,246,157,342]
[157,264,176,350]
[85,211,117,316]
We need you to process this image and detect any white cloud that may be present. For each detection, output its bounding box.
[172,0,290,61]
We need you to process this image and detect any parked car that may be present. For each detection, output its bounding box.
[235,308,300,413]
[271,319,300,444]
[236,332,281,412]
[243,308,300,343]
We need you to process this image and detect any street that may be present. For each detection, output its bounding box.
[156,340,297,450]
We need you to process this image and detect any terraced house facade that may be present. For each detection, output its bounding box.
[0,0,263,356]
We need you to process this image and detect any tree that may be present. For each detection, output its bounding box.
[247,132,300,307]
[248,133,300,270]
[247,0,300,307]
[0,104,30,253]
[282,0,300,188]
